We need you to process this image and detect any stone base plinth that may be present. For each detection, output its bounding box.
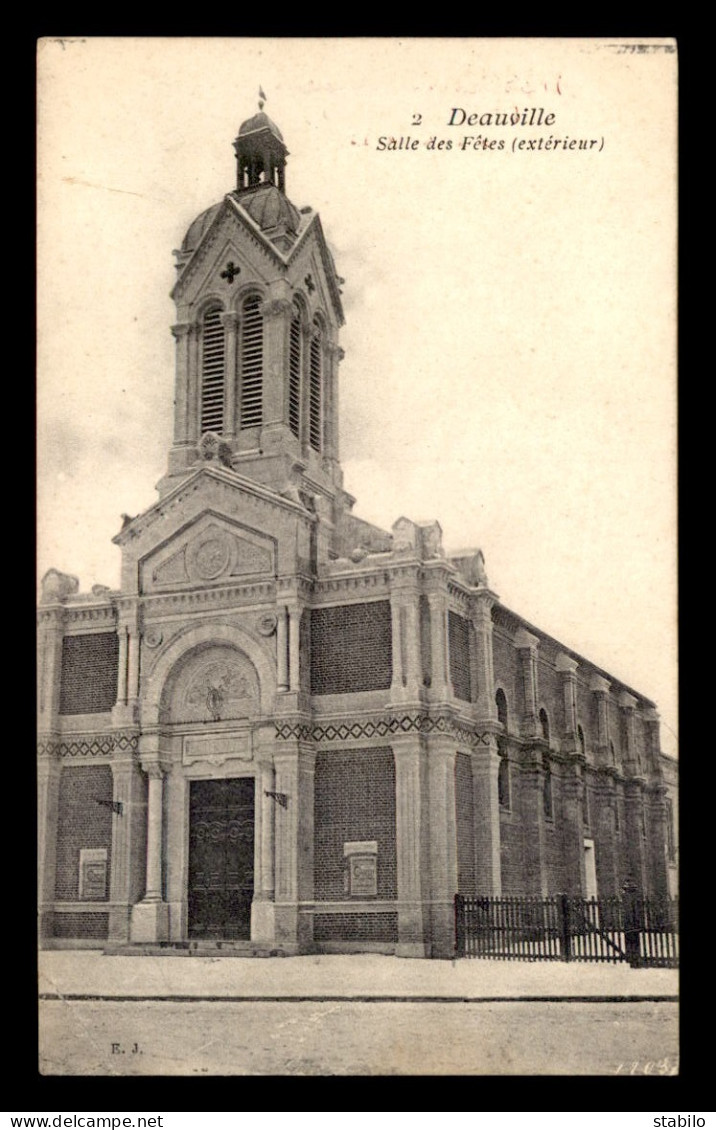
[130,899,170,943]
[250,899,276,943]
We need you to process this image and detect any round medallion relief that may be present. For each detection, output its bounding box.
[193,535,231,580]
[257,612,278,636]
[144,627,163,649]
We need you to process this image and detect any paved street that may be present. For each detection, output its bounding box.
[38,951,678,1076]
[39,997,678,1076]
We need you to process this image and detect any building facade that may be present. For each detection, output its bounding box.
[37,106,677,956]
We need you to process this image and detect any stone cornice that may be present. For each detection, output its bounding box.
[142,580,277,618]
[113,465,307,547]
[61,605,117,628]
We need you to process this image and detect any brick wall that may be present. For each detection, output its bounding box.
[310,602,392,695]
[314,747,396,901]
[455,752,475,895]
[448,612,471,702]
[492,631,518,719]
[55,766,113,901]
[59,633,119,715]
[313,912,398,942]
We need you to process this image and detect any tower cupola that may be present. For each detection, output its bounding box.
[234,93,289,194]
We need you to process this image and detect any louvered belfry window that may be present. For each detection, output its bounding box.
[309,320,322,452]
[289,304,302,439]
[240,295,263,428]
[200,308,225,434]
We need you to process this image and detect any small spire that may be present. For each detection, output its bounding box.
[258,86,267,110]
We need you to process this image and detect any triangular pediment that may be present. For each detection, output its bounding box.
[140,509,277,593]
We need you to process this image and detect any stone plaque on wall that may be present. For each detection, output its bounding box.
[343,840,378,898]
[79,848,107,900]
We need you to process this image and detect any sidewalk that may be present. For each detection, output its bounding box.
[39,950,679,1002]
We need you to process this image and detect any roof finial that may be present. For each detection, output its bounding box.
[258,86,267,110]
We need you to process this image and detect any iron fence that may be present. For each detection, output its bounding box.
[455,893,678,967]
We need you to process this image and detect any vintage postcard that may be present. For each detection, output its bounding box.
[37,37,678,1078]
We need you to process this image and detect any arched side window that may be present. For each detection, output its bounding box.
[309,319,322,452]
[543,768,553,819]
[240,295,263,429]
[200,308,225,434]
[495,688,508,729]
[288,303,302,439]
[539,708,550,743]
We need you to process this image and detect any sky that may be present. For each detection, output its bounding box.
[37,37,678,756]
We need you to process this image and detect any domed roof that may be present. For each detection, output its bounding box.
[238,185,300,234]
[238,111,284,143]
[181,201,222,253]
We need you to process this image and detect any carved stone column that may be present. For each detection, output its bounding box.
[556,653,579,754]
[276,606,289,692]
[130,758,169,943]
[515,628,540,738]
[645,786,669,898]
[393,736,428,955]
[113,601,140,726]
[470,737,502,895]
[472,592,498,721]
[288,606,301,693]
[221,311,239,437]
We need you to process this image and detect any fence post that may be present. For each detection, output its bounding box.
[559,893,572,962]
[455,893,464,957]
[622,881,641,968]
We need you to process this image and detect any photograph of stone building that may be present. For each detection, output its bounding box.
[37,43,677,963]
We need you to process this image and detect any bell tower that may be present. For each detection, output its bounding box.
[160,98,347,517]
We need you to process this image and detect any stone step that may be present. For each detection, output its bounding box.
[104,940,298,958]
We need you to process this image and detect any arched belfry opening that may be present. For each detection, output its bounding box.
[233,104,288,194]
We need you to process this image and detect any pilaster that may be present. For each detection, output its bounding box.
[273,742,315,948]
[561,765,585,895]
[426,737,458,956]
[519,752,548,896]
[260,294,293,447]
[170,322,193,445]
[426,591,450,701]
[37,606,65,733]
[108,754,147,943]
[37,748,62,940]
[470,737,502,895]
[393,736,429,956]
[389,568,422,704]
[112,599,141,727]
[623,777,647,893]
[515,628,540,739]
[620,692,640,775]
[221,311,239,438]
[472,591,498,721]
[590,674,612,766]
[556,653,579,754]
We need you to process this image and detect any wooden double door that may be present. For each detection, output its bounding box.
[188,777,255,939]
